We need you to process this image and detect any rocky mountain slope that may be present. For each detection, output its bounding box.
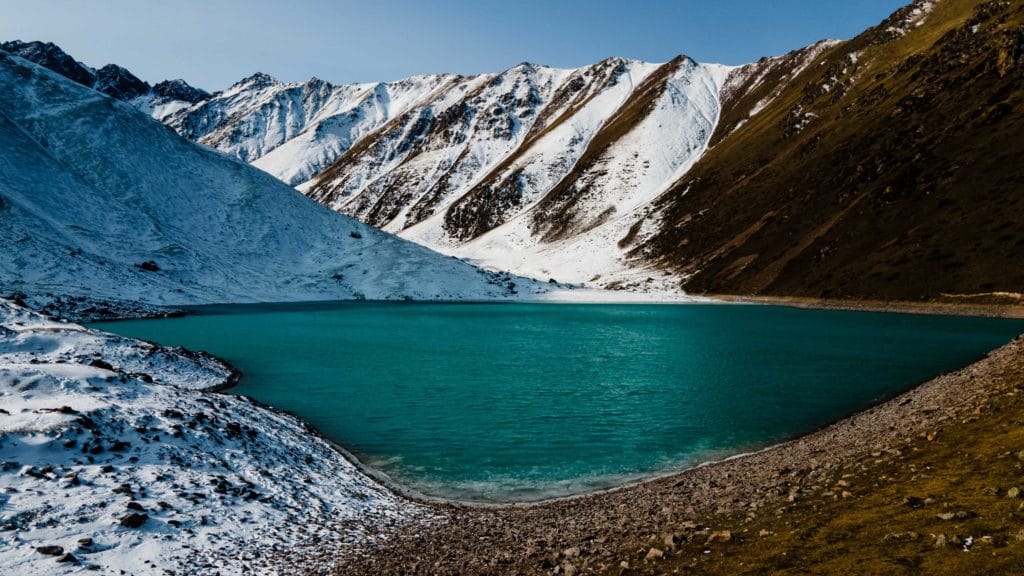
[634,0,1024,300]
[170,0,1024,299]
[0,50,543,306]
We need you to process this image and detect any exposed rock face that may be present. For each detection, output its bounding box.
[0,50,545,305]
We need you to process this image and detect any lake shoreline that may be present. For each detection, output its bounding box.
[707,293,1024,319]
[326,302,1024,573]
[63,294,1024,572]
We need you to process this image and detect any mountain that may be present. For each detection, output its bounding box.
[633,0,1024,300]
[0,40,209,120]
[165,72,458,189]
[146,57,731,288]
[8,0,1020,302]
[0,49,540,305]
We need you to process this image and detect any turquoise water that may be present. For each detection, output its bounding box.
[93,302,1024,502]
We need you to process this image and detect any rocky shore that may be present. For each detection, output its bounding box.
[337,332,1024,575]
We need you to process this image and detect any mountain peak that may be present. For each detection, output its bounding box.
[0,39,96,87]
[233,72,280,90]
[152,79,209,103]
[94,63,150,100]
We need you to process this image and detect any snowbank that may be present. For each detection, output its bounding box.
[0,299,425,574]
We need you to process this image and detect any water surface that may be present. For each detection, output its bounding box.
[93,302,1024,502]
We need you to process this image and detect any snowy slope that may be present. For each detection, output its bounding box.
[2,40,743,291]
[158,56,734,288]
[0,50,546,305]
[0,299,425,574]
[310,57,733,287]
[169,73,459,188]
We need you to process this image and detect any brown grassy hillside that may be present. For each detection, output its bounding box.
[638,0,1024,301]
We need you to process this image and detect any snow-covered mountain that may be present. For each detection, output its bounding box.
[0,49,542,306]
[162,57,734,289]
[2,39,734,290]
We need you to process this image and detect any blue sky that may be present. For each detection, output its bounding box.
[1,0,907,90]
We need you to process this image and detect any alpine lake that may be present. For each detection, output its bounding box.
[92,302,1024,502]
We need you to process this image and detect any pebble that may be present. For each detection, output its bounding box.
[882,532,919,543]
[707,530,732,544]
[902,496,925,508]
[644,547,664,561]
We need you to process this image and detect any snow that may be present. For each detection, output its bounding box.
[110,51,765,294]
[0,51,556,307]
[167,73,459,188]
[0,299,427,574]
[395,58,725,288]
[136,53,753,293]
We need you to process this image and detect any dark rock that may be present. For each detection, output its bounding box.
[903,496,925,508]
[94,64,149,100]
[119,513,148,528]
[56,552,77,563]
[87,359,114,371]
[152,79,209,103]
[110,440,131,452]
[126,501,146,512]
[136,260,160,272]
[36,545,64,556]
[161,408,184,419]
[77,537,93,549]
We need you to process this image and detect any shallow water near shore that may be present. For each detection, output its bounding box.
[93,302,1024,502]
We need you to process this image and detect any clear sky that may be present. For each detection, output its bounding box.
[0,0,907,90]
